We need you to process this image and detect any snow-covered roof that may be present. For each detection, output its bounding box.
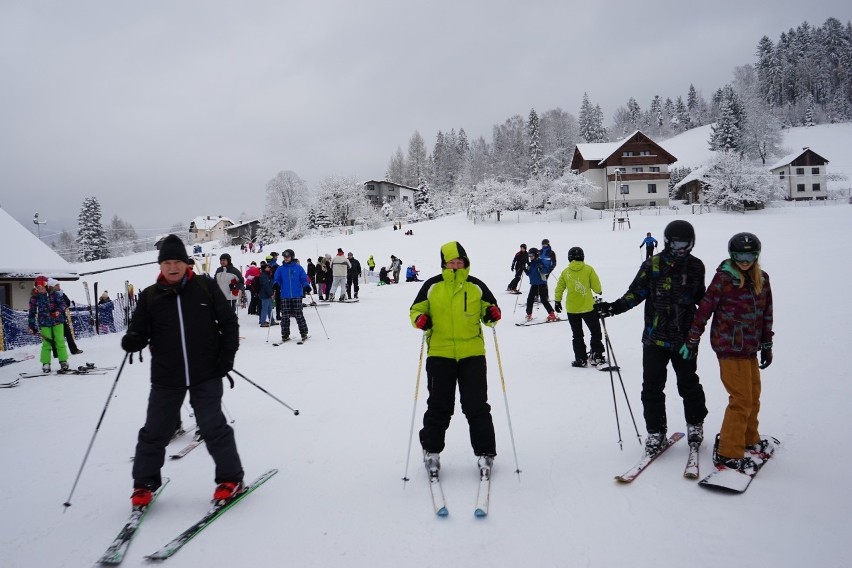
[673,165,710,190]
[0,207,78,280]
[190,216,234,231]
[574,139,626,163]
[225,219,260,231]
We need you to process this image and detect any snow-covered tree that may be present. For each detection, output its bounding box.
[579,93,607,142]
[539,108,578,179]
[52,229,78,262]
[414,178,435,219]
[405,131,429,188]
[547,171,599,218]
[108,215,143,257]
[311,175,372,227]
[733,64,784,164]
[76,196,109,262]
[709,89,743,153]
[468,178,525,221]
[257,170,310,240]
[702,151,784,208]
[386,147,406,184]
[528,108,543,178]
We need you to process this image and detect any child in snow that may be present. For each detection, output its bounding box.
[682,232,775,473]
[28,275,69,373]
[523,247,557,322]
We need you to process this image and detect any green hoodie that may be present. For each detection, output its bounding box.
[553,260,602,314]
[409,241,499,360]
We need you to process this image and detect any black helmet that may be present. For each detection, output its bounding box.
[568,247,584,261]
[220,253,231,262]
[528,247,540,257]
[283,248,295,258]
[728,232,761,263]
[541,238,550,245]
[663,220,695,257]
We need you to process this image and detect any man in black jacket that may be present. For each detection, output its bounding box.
[346,252,362,299]
[122,234,244,508]
[507,244,527,293]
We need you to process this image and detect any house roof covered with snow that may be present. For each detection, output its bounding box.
[768,148,830,171]
[190,216,234,231]
[673,165,710,190]
[0,207,78,280]
[572,130,677,170]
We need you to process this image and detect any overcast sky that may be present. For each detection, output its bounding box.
[1,0,849,240]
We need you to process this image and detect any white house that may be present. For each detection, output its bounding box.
[363,180,417,207]
[189,216,235,244]
[769,147,829,201]
[0,206,78,311]
[570,131,678,209]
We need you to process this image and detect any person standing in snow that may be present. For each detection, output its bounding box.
[410,241,501,475]
[346,252,362,299]
[523,247,557,323]
[214,253,244,312]
[244,261,261,315]
[28,275,69,373]
[272,248,311,342]
[681,232,774,473]
[329,248,351,302]
[257,263,275,327]
[306,258,318,295]
[553,247,605,368]
[52,280,83,355]
[640,232,658,260]
[507,243,528,293]
[366,255,376,272]
[539,238,557,278]
[121,234,244,508]
[389,255,402,284]
[596,220,708,456]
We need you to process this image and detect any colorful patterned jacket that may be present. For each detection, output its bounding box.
[28,289,67,329]
[687,260,774,358]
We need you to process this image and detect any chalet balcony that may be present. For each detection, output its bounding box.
[607,172,671,182]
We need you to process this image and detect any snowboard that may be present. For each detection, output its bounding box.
[698,436,780,493]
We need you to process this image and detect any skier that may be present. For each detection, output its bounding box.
[410,241,501,475]
[682,232,774,473]
[523,247,557,323]
[214,253,244,313]
[329,248,351,302]
[539,238,557,278]
[28,275,69,373]
[366,255,376,272]
[506,244,528,293]
[640,232,658,260]
[596,220,708,456]
[346,252,362,299]
[272,248,312,342]
[306,258,318,295]
[390,255,403,284]
[553,247,605,367]
[121,234,244,507]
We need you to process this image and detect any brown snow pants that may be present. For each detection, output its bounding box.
[717,357,762,459]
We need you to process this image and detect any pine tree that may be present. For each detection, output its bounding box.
[405,131,429,188]
[528,108,543,178]
[709,97,742,152]
[76,196,109,262]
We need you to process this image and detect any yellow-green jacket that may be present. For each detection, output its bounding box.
[553,260,602,314]
[409,242,499,360]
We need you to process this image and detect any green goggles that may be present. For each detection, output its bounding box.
[731,251,759,263]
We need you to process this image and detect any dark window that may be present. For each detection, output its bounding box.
[650,166,660,172]
[813,183,820,192]
[649,201,656,207]
[812,167,820,174]
[647,184,657,193]
[632,167,643,173]
[640,150,652,156]
[780,171,785,179]
[620,185,629,194]
[0,283,9,308]
[622,151,635,157]
[797,184,806,192]
[367,184,375,191]
[796,167,805,175]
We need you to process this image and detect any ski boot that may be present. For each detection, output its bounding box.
[213,481,245,503]
[644,431,667,456]
[424,451,440,477]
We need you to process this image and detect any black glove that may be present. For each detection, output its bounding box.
[216,353,235,377]
[121,332,146,353]
[679,342,698,361]
[759,348,773,369]
[304,285,312,294]
[554,301,562,313]
[595,301,614,318]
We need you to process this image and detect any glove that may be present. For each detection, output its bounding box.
[121,332,147,353]
[50,311,60,319]
[29,326,38,335]
[554,301,562,313]
[414,314,432,330]
[595,302,614,318]
[482,305,502,324]
[216,353,235,377]
[759,348,773,370]
[679,342,698,360]
[304,286,312,294]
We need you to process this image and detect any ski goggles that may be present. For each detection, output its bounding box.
[731,251,759,263]
[668,240,691,251]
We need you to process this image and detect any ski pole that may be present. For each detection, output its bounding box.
[402,333,427,488]
[512,273,524,315]
[597,305,642,449]
[63,352,130,509]
[229,369,300,416]
[492,328,522,479]
[307,292,330,339]
[222,400,235,424]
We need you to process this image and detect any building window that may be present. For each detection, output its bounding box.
[780,171,785,179]
[649,201,656,207]
[650,166,660,172]
[796,167,805,175]
[797,184,806,192]
[622,151,635,157]
[388,196,396,201]
[367,184,375,191]
[632,167,644,173]
[620,185,629,194]
[647,184,657,193]
[813,183,820,191]
[614,167,626,173]
[388,187,395,192]
[812,167,820,174]
[640,150,652,156]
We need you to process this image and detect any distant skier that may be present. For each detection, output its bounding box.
[273,248,312,342]
[346,252,362,299]
[506,244,527,293]
[640,232,658,260]
[523,247,557,323]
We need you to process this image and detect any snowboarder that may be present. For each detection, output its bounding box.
[330,248,351,301]
[553,247,605,367]
[507,244,528,293]
[121,234,244,508]
[28,275,69,373]
[214,253,245,313]
[640,232,658,260]
[681,232,774,473]
[410,241,501,474]
[596,220,708,456]
[524,247,557,323]
[272,248,311,342]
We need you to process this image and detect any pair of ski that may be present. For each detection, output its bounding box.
[515,317,568,326]
[96,469,277,565]
[614,432,697,483]
[272,335,310,346]
[169,430,204,460]
[427,467,491,518]
[19,365,116,379]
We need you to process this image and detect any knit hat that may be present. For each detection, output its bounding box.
[47,278,59,287]
[34,275,48,287]
[158,234,192,264]
[337,248,344,254]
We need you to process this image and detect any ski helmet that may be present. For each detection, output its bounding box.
[283,248,296,258]
[568,247,584,261]
[220,253,232,262]
[728,232,761,263]
[663,220,695,257]
[527,247,540,257]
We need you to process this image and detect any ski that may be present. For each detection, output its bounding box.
[169,431,204,460]
[684,444,700,479]
[515,317,568,326]
[95,478,170,565]
[0,354,35,367]
[615,432,685,483]
[144,469,278,561]
[474,467,491,518]
[0,378,20,388]
[428,472,448,517]
[272,338,291,347]
[698,437,780,493]
[297,335,310,345]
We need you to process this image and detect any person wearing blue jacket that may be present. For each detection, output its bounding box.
[272,248,311,342]
[640,232,658,260]
[524,248,557,323]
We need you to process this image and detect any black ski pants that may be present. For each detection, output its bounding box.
[507,267,524,291]
[133,379,243,489]
[346,275,359,299]
[526,283,553,315]
[419,355,496,456]
[567,311,604,361]
[641,344,708,434]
